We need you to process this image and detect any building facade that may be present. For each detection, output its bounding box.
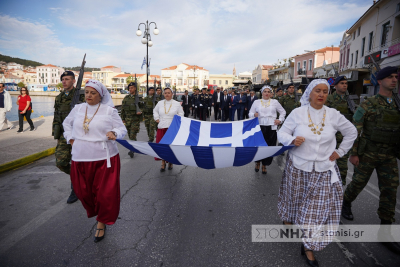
[251,64,273,84]
[338,0,400,95]
[36,64,65,85]
[92,66,123,88]
[267,62,295,88]
[209,74,236,88]
[161,63,209,91]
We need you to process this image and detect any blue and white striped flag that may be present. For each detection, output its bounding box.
[117,116,293,169]
[141,57,146,70]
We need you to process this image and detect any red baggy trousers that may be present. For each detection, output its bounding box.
[71,154,121,225]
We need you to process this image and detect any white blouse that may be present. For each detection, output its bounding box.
[249,99,286,130]
[277,105,357,184]
[153,99,184,129]
[63,103,127,167]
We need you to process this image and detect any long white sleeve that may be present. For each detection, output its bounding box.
[275,101,286,122]
[110,108,127,139]
[62,105,78,144]
[154,100,184,128]
[277,111,296,146]
[334,111,358,157]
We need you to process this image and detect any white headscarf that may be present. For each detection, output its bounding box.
[300,79,330,106]
[85,79,114,107]
[260,85,272,93]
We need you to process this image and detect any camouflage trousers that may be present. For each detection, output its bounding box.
[125,114,142,141]
[344,151,399,222]
[144,113,157,141]
[336,136,349,186]
[55,135,72,175]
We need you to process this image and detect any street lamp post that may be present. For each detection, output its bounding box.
[136,20,159,94]
[193,65,197,91]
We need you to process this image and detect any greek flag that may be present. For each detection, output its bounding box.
[117,116,293,169]
[141,57,146,70]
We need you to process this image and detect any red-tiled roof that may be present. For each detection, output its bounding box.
[162,65,178,70]
[37,64,58,68]
[262,65,273,70]
[102,65,118,68]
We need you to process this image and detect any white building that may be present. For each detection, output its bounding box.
[161,63,209,91]
[92,66,123,88]
[36,64,65,85]
[7,62,23,70]
[338,0,400,95]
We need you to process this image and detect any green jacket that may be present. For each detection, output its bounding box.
[351,94,400,157]
[279,94,300,117]
[120,94,143,121]
[326,92,353,121]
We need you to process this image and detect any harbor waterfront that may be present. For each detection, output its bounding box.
[7,92,123,122]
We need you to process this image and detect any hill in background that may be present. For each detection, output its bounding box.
[0,54,43,67]
[64,66,100,72]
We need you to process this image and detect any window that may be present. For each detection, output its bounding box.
[219,80,222,85]
[353,32,356,40]
[381,21,390,46]
[368,31,373,51]
[225,80,228,85]
[178,80,182,85]
[297,62,301,72]
[397,3,400,12]
[347,48,350,65]
[213,80,216,84]
[309,59,312,70]
[361,37,365,56]
[355,50,358,65]
[303,60,306,70]
[350,53,353,66]
[340,53,343,67]
[357,27,361,36]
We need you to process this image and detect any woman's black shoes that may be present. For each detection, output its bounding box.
[168,163,173,170]
[128,151,134,158]
[160,162,166,172]
[255,162,260,172]
[262,166,267,174]
[94,225,106,243]
[301,244,319,267]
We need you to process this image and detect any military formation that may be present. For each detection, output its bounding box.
[52,65,400,253]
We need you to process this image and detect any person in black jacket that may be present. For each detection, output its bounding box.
[181,90,191,117]
[220,89,231,121]
[237,90,247,120]
[244,88,251,119]
[212,87,223,121]
[247,90,258,111]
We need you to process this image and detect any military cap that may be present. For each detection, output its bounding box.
[128,82,137,88]
[376,66,398,80]
[148,86,155,90]
[286,83,294,88]
[334,76,347,85]
[276,88,283,92]
[202,87,207,90]
[60,70,75,79]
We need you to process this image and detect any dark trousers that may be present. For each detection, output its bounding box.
[18,110,34,130]
[214,103,221,120]
[191,106,194,116]
[222,107,229,121]
[237,107,245,120]
[256,126,277,166]
[229,107,236,121]
[200,107,208,121]
[183,105,190,117]
[244,108,249,119]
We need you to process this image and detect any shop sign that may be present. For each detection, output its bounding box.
[388,43,400,57]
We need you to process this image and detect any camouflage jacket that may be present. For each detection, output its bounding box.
[143,94,159,114]
[326,92,353,121]
[351,94,400,157]
[120,94,143,121]
[279,94,300,117]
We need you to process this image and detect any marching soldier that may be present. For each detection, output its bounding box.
[273,88,283,101]
[121,82,143,158]
[197,88,209,121]
[143,87,158,142]
[279,84,300,118]
[326,76,354,185]
[156,87,164,100]
[207,89,212,118]
[53,71,85,204]
[191,89,198,118]
[342,66,400,253]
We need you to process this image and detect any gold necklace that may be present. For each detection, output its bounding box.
[261,99,271,108]
[164,100,173,114]
[308,107,326,135]
[83,104,101,134]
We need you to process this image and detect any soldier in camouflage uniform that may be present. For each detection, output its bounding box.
[326,76,354,186]
[273,88,283,101]
[121,82,143,158]
[143,87,158,142]
[342,66,400,253]
[53,71,85,204]
[279,84,300,118]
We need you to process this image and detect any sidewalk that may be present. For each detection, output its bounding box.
[0,116,56,171]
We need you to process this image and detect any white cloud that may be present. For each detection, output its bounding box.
[0,0,370,75]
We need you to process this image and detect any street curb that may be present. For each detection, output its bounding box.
[0,147,56,174]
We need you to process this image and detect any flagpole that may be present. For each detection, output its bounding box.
[146,20,149,95]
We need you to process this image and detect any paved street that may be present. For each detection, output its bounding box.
[1,120,400,267]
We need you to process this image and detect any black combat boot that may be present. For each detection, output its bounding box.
[67,189,78,204]
[378,219,400,254]
[341,200,354,220]
[128,151,134,158]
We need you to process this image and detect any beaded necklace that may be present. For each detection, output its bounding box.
[307,107,326,135]
[260,99,271,108]
[164,100,173,114]
[83,104,101,134]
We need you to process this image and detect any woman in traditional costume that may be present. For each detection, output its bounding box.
[249,85,286,174]
[277,79,357,266]
[153,87,184,171]
[63,79,127,243]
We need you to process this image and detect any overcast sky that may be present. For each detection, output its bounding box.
[0,0,371,75]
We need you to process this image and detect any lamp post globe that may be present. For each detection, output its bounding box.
[141,38,147,44]
[136,30,142,36]
[148,41,153,47]
[153,28,159,35]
